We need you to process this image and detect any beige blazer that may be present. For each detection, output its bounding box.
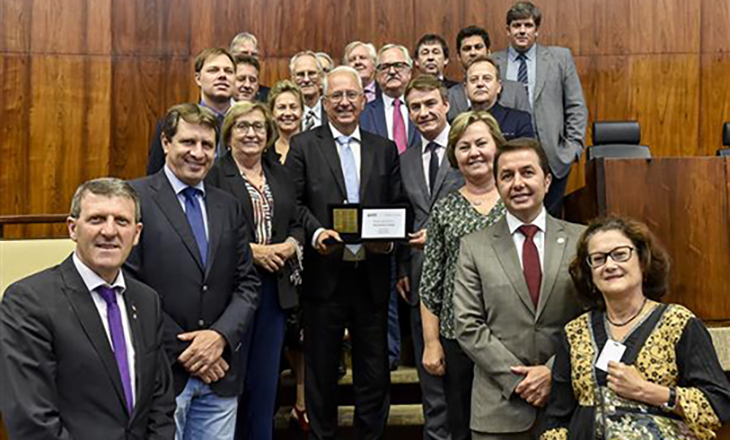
[453,215,585,434]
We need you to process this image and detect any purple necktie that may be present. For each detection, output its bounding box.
[393,98,407,154]
[97,286,134,414]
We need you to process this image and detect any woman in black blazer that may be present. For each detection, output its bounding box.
[207,101,304,440]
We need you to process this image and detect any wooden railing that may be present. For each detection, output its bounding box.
[0,214,69,239]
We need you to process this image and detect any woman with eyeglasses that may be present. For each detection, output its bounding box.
[541,216,730,440]
[206,101,304,440]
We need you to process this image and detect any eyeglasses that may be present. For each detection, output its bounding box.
[326,91,362,102]
[586,246,635,268]
[234,121,266,134]
[376,62,410,73]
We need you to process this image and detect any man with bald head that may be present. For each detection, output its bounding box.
[287,66,406,440]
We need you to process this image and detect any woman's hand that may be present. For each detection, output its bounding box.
[422,341,446,377]
[607,361,648,402]
[251,244,287,272]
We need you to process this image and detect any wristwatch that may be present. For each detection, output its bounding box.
[662,387,677,412]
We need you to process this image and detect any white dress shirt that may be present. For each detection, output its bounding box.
[506,207,547,270]
[382,93,410,140]
[420,124,450,190]
[302,98,324,131]
[164,164,209,238]
[72,252,136,404]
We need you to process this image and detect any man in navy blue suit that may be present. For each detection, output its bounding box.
[466,57,534,140]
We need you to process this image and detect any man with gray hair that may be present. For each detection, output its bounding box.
[287,66,406,440]
[0,178,175,440]
[229,32,269,101]
[343,41,380,102]
[290,50,327,131]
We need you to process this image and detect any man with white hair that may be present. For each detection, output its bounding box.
[290,51,327,131]
[343,41,380,103]
[287,66,406,440]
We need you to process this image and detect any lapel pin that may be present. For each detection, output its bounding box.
[131,304,138,320]
[557,237,565,245]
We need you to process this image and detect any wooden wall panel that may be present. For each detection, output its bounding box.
[629,55,700,156]
[349,0,414,50]
[112,0,191,55]
[30,0,112,55]
[189,0,251,55]
[0,0,31,53]
[701,0,730,53]
[413,0,461,80]
[0,55,30,216]
[557,0,630,56]
[629,0,700,54]
[699,54,730,155]
[111,57,197,180]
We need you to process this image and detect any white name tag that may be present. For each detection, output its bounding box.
[595,339,627,372]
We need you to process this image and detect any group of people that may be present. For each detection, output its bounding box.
[2,2,730,440]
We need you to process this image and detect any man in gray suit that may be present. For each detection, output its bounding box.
[447,26,531,122]
[397,74,463,440]
[453,138,584,439]
[491,1,588,217]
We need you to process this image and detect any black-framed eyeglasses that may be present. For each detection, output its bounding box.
[376,62,410,73]
[586,246,635,268]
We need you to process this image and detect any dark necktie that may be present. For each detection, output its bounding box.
[427,142,440,195]
[519,224,542,306]
[97,286,134,414]
[182,187,208,266]
[304,110,316,131]
[517,52,528,87]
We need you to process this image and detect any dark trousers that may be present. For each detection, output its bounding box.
[412,306,451,440]
[544,171,569,218]
[303,264,391,440]
[441,337,474,440]
[235,272,287,440]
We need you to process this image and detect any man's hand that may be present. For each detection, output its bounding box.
[511,365,552,407]
[177,330,226,375]
[195,357,230,384]
[315,230,342,255]
[364,241,393,254]
[396,277,410,302]
[422,341,446,376]
[251,244,286,272]
[408,229,427,250]
[607,361,647,402]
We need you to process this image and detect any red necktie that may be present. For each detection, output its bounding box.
[519,225,542,306]
[393,98,407,154]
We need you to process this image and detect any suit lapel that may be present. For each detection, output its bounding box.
[265,165,287,238]
[495,53,509,80]
[373,98,388,138]
[534,45,550,102]
[222,154,255,228]
[204,191,223,278]
[429,153,451,206]
[150,172,205,271]
[536,216,568,318]
[359,133,375,199]
[318,127,348,200]
[124,291,142,418]
[403,147,430,212]
[407,121,420,148]
[491,219,536,314]
[59,258,129,414]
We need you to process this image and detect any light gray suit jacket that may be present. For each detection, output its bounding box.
[447,80,531,122]
[492,45,588,178]
[399,142,463,307]
[453,215,585,434]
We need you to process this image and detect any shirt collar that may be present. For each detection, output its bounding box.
[382,93,404,109]
[506,206,547,235]
[199,99,233,119]
[163,164,206,196]
[508,44,537,62]
[421,123,450,154]
[329,122,362,144]
[305,98,322,119]
[72,252,127,294]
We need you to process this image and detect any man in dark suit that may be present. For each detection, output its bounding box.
[465,57,534,140]
[229,32,270,102]
[0,177,175,440]
[447,26,531,122]
[397,74,463,440]
[232,54,261,103]
[413,34,459,88]
[491,1,588,216]
[126,104,260,440]
[360,44,420,154]
[287,66,405,440]
[291,51,327,132]
[454,138,584,439]
[147,48,236,175]
[344,41,381,103]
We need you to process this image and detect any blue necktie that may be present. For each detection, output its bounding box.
[517,52,529,90]
[97,286,134,414]
[182,187,208,266]
[337,136,359,203]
